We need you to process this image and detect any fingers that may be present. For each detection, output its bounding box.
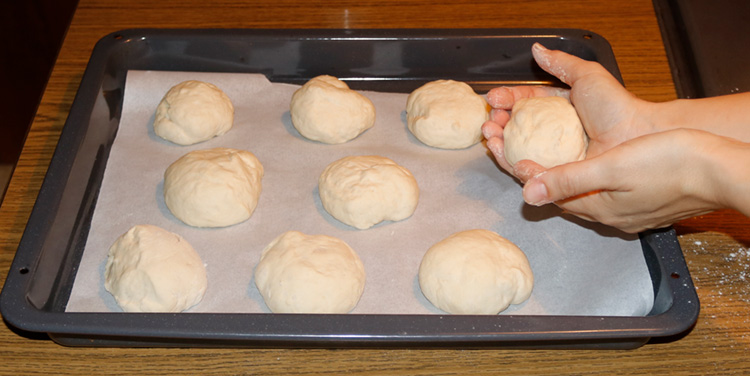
[490,108,510,124]
[481,119,504,139]
[485,134,514,173]
[486,43,612,112]
[482,119,512,173]
[486,85,570,110]
[531,43,599,86]
[485,44,631,209]
[532,43,631,107]
[522,157,611,206]
[483,119,548,183]
[484,43,584,113]
[512,160,546,184]
[486,87,515,109]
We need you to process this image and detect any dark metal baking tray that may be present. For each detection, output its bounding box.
[0,28,699,349]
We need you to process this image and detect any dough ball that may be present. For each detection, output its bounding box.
[418,229,533,315]
[254,231,366,313]
[153,80,234,145]
[503,96,588,168]
[318,155,419,230]
[290,75,375,144]
[164,147,264,228]
[104,224,207,312]
[406,80,490,149]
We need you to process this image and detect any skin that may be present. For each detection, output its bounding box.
[482,43,750,233]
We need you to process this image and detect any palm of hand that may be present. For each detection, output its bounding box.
[567,70,649,159]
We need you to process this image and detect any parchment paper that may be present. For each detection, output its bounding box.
[66,71,654,316]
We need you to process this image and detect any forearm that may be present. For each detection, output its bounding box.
[649,92,750,142]
[701,134,750,216]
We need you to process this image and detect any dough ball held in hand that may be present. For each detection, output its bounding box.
[154,80,234,145]
[290,75,375,144]
[406,80,490,149]
[503,96,588,169]
[104,224,207,312]
[254,231,366,313]
[164,147,264,228]
[418,229,533,315]
[318,155,419,230]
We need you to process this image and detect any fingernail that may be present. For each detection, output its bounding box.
[524,180,550,206]
[531,43,552,73]
[532,43,548,52]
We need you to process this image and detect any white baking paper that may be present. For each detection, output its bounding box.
[66,71,654,316]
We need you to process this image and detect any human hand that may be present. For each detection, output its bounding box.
[521,129,733,233]
[482,43,654,182]
[482,44,750,231]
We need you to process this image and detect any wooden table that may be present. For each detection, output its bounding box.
[1,0,748,374]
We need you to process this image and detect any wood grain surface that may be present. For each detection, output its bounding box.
[1,0,748,374]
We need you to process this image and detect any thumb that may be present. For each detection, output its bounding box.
[531,43,600,86]
[522,159,609,206]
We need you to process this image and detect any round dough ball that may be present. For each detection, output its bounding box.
[154,80,234,145]
[104,224,207,312]
[318,155,419,230]
[503,96,588,168]
[254,231,366,313]
[406,80,490,149]
[418,229,533,315]
[290,75,375,144]
[164,147,264,228]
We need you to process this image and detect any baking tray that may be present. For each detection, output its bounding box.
[0,28,699,348]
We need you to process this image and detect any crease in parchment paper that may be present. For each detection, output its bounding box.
[65,70,654,316]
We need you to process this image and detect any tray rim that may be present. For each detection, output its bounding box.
[0,28,699,348]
